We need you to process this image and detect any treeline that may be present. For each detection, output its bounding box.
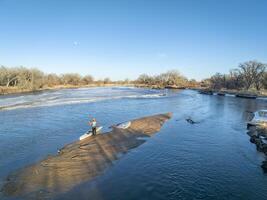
[3,61,267,94]
[135,70,198,88]
[0,66,197,94]
[207,60,267,91]
[0,66,119,91]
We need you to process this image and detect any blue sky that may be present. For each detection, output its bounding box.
[0,0,266,80]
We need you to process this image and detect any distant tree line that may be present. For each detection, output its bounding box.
[0,66,110,91]
[8,61,267,94]
[135,70,189,87]
[0,66,192,93]
[207,60,267,91]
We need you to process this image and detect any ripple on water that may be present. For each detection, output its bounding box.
[1,88,267,200]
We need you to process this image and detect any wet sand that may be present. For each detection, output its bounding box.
[1,113,172,199]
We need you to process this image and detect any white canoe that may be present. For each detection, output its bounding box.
[79,126,103,140]
[116,121,131,129]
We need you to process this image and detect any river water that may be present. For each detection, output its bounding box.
[0,87,267,200]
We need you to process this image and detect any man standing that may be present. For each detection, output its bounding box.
[89,118,97,135]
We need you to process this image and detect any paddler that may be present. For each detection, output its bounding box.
[89,118,97,135]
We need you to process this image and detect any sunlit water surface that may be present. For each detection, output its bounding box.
[1,87,267,200]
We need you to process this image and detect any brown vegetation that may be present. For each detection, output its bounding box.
[207,60,267,92]
[0,66,134,95]
[135,70,189,88]
[0,66,196,95]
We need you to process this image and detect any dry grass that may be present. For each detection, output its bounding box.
[0,83,135,95]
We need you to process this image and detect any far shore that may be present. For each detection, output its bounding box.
[3,83,267,100]
[0,83,135,96]
[197,88,267,98]
[0,83,191,96]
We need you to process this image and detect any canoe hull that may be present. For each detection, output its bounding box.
[79,126,103,140]
[116,121,131,129]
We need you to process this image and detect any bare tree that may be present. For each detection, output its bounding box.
[0,66,98,94]
[0,66,9,86]
[161,70,187,86]
[61,73,82,85]
[82,75,94,85]
[45,73,62,87]
[0,67,20,87]
[187,79,199,88]
[252,62,266,90]
[30,68,45,89]
[200,79,211,88]
[238,60,266,90]
[103,77,112,84]
[136,74,153,85]
[262,72,267,89]
[136,70,187,87]
[210,73,225,89]
[228,69,243,89]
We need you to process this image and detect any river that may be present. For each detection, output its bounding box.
[0,87,267,200]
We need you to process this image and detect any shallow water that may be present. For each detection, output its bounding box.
[1,87,267,200]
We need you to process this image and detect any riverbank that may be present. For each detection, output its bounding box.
[197,88,267,98]
[134,84,187,89]
[0,83,135,96]
[1,113,172,199]
[0,83,191,96]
